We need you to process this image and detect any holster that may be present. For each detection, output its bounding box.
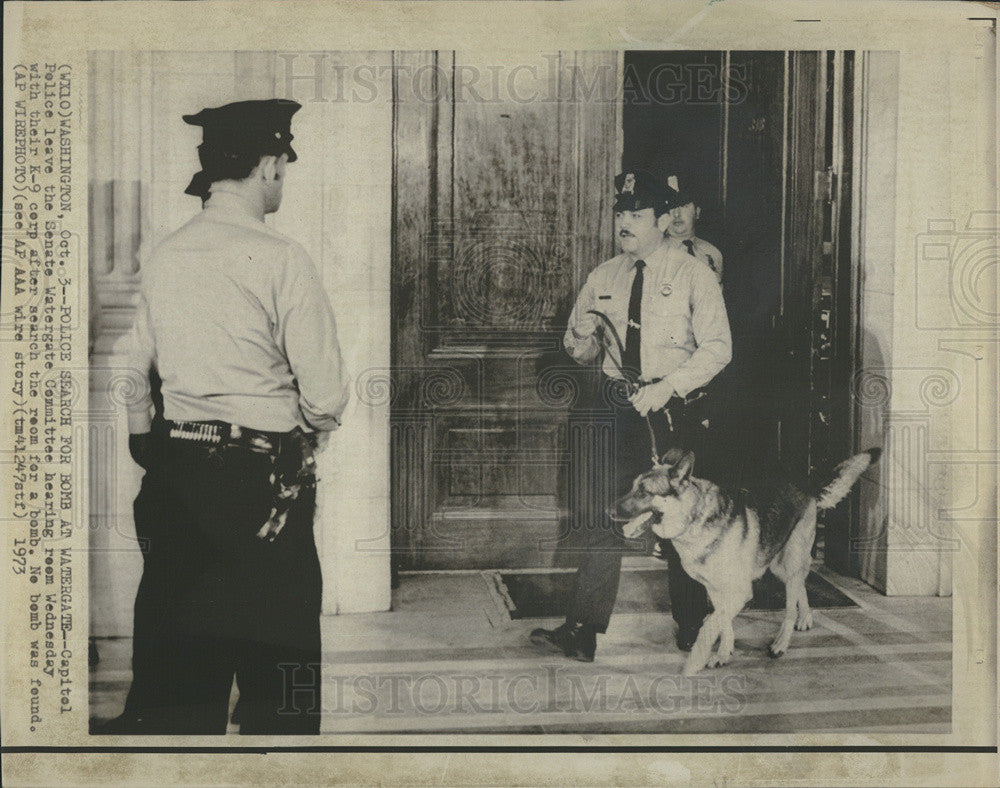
[257,427,318,542]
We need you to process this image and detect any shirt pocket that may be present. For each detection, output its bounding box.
[592,292,626,327]
[646,297,690,349]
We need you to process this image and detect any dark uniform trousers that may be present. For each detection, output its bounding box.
[126,434,322,734]
[566,393,719,634]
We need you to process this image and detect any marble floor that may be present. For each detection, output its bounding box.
[89,561,951,735]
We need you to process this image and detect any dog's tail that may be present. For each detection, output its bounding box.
[814,448,881,510]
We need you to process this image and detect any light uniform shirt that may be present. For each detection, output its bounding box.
[126,193,350,434]
[564,239,731,398]
[664,235,723,283]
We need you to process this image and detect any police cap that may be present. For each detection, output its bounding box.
[665,174,698,209]
[183,99,301,197]
[613,169,670,213]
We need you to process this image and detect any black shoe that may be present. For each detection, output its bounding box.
[92,712,146,735]
[675,625,700,652]
[530,623,596,662]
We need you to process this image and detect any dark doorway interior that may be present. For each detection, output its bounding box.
[622,51,857,571]
[623,51,787,490]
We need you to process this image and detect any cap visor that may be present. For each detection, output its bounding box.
[613,197,652,212]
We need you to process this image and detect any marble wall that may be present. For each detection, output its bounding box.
[854,47,997,597]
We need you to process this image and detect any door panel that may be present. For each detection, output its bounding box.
[391,51,619,570]
[780,51,824,480]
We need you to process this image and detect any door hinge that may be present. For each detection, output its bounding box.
[814,167,835,202]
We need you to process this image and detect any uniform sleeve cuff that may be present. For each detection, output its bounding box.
[665,372,690,399]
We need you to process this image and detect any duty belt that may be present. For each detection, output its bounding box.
[166,420,281,450]
[643,382,709,410]
[162,420,318,542]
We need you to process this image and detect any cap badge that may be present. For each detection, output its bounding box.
[622,173,635,194]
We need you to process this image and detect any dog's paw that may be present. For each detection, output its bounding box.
[795,611,813,631]
[768,643,786,658]
[705,652,732,669]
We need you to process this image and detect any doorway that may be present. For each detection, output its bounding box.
[391,50,859,574]
[622,50,858,571]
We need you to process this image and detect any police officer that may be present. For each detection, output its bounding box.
[105,99,349,734]
[662,174,724,284]
[530,170,731,661]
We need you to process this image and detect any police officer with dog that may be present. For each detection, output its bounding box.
[103,99,349,734]
[530,169,731,662]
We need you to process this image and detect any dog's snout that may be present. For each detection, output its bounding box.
[607,497,631,522]
[608,490,648,522]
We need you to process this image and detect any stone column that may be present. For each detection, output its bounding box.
[854,47,997,600]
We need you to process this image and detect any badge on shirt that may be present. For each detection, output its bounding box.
[660,284,673,296]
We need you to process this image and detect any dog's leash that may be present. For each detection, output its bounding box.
[586,309,663,467]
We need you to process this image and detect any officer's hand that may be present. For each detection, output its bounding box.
[630,380,674,417]
[128,433,153,470]
[570,311,600,341]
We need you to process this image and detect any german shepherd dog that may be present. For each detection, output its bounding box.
[611,448,881,675]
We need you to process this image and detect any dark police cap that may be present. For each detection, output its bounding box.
[613,169,670,212]
[664,174,698,209]
[183,99,301,197]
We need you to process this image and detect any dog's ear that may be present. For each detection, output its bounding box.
[669,451,695,486]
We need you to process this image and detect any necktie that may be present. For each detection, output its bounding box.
[622,260,644,376]
[685,238,719,275]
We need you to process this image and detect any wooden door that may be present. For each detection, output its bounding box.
[391,52,620,570]
[779,51,825,482]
